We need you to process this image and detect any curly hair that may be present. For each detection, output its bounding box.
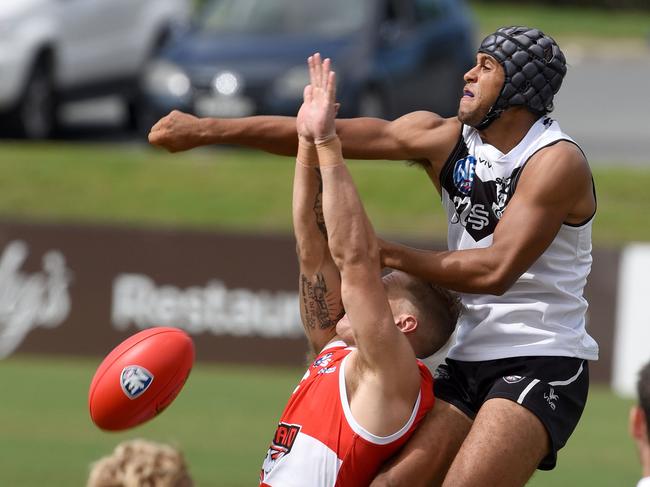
[87,439,193,487]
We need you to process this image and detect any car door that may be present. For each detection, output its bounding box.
[373,0,469,117]
[370,0,419,118]
[407,0,473,116]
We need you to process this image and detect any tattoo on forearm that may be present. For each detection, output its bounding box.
[300,273,343,330]
[313,169,328,240]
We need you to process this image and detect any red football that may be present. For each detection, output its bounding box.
[89,327,194,431]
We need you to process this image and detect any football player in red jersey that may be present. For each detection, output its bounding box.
[259,55,460,487]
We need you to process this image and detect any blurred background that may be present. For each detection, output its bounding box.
[1,0,649,485]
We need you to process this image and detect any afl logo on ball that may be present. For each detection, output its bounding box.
[120,365,154,399]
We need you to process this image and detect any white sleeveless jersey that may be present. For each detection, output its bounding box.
[440,116,599,361]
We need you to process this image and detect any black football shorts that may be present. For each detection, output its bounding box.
[433,355,589,470]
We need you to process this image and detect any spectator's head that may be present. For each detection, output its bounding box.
[631,360,650,475]
[87,439,193,487]
[632,362,650,440]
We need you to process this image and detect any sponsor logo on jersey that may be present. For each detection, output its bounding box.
[317,366,337,375]
[450,197,491,232]
[544,387,559,411]
[120,365,154,399]
[491,176,512,220]
[313,352,334,368]
[261,423,302,478]
[503,375,525,384]
[453,155,477,195]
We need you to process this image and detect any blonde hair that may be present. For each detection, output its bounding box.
[87,439,193,487]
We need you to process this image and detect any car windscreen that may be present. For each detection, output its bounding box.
[198,0,370,37]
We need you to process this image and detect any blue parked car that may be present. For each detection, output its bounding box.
[140,0,476,125]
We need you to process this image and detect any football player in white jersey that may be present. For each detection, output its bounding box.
[150,27,597,487]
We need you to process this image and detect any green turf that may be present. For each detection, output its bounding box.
[528,386,639,486]
[0,355,298,486]
[1,142,649,245]
[192,0,650,40]
[0,355,641,486]
[470,1,650,40]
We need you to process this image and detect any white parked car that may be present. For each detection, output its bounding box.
[0,0,191,138]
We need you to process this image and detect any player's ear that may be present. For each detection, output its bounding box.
[630,406,648,441]
[396,314,418,334]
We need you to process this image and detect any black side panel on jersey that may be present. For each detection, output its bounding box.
[440,134,525,242]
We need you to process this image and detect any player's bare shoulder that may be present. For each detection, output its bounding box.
[387,112,461,162]
[527,140,591,187]
[519,140,595,224]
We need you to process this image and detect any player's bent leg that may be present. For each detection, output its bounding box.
[371,399,472,487]
[442,398,549,487]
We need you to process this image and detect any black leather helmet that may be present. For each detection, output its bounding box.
[475,26,567,129]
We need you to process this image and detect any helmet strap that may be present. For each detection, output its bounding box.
[475,103,505,130]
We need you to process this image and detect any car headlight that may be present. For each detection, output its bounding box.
[273,65,310,99]
[143,61,191,98]
[212,70,242,96]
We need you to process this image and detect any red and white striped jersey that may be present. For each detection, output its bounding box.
[260,340,434,487]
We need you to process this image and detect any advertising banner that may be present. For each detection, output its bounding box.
[0,221,305,365]
[0,220,619,381]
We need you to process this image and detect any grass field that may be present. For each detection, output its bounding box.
[0,355,641,486]
[1,142,649,245]
[192,0,650,40]
[470,2,650,40]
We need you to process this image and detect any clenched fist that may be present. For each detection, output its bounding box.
[148,110,204,153]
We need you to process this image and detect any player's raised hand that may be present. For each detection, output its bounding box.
[296,53,337,141]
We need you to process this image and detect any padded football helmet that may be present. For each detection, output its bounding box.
[476,26,567,129]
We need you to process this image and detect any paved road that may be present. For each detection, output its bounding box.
[54,51,650,165]
[553,51,650,165]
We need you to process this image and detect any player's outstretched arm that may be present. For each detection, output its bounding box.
[302,54,420,435]
[292,91,343,353]
[147,68,460,172]
[148,110,300,155]
[147,108,454,160]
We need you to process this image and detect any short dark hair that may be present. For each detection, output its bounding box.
[638,361,650,437]
[386,271,462,358]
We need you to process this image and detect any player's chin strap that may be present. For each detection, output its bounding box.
[474,105,505,131]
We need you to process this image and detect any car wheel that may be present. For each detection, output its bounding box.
[358,88,387,119]
[129,99,162,141]
[17,62,57,139]
[126,95,147,136]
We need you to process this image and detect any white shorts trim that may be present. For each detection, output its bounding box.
[516,360,585,404]
[517,379,540,404]
[549,361,585,386]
